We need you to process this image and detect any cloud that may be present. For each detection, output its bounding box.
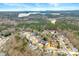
[3,3,30,8]
[0,3,79,11]
[49,3,59,7]
[3,3,22,7]
[2,3,32,11]
[0,3,60,11]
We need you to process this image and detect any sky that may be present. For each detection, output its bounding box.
[0,3,79,11]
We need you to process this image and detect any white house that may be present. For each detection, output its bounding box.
[51,19,56,24]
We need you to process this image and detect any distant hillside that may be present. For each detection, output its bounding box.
[0,10,79,20]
